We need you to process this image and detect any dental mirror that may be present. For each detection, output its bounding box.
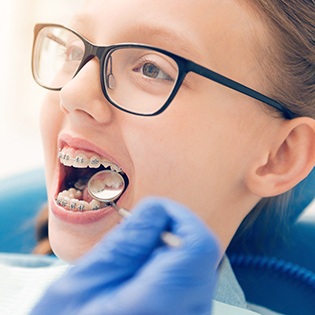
[88,170,125,204]
[88,170,131,218]
[87,170,181,247]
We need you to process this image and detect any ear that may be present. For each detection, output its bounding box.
[245,117,315,197]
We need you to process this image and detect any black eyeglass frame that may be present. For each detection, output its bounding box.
[32,23,297,119]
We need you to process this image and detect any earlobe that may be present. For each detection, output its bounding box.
[246,117,315,197]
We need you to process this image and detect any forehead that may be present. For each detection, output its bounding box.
[77,1,254,46]
[74,0,265,84]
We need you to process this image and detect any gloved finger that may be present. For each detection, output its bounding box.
[100,198,221,315]
[145,197,221,285]
[133,197,221,273]
[112,197,221,281]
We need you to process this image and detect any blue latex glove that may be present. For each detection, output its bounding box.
[31,197,221,315]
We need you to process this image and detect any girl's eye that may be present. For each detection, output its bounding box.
[131,53,177,83]
[140,63,173,81]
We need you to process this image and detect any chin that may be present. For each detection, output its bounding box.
[48,216,118,263]
[50,234,98,262]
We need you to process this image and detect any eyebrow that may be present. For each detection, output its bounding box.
[127,24,202,61]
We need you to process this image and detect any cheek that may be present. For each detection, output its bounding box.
[40,93,62,144]
[39,93,64,193]
[123,88,258,217]
[125,109,234,205]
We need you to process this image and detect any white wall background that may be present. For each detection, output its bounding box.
[0,0,82,179]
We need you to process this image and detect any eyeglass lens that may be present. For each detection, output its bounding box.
[33,26,180,115]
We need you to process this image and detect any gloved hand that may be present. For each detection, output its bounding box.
[30,197,221,315]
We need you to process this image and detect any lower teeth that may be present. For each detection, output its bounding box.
[56,187,105,212]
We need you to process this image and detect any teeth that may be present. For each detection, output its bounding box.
[58,148,73,167]
[68,188,82,199]
[110,164,121,172]
[89,200,101,210]
[73,154,89,168]
[70,199,79,210]
[56,189,103,212]
[58,148,123,173]
[77,201,89,211]
[89,156,101,168]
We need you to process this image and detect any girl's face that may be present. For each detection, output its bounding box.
[41,0,276,261]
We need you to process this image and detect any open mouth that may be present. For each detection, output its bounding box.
[56,147,129,212]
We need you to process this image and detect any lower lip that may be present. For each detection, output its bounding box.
[51,198,117,224]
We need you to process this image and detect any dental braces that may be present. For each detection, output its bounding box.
[58,150,123,172]
[56,196,103,211]
[58,152,101,165]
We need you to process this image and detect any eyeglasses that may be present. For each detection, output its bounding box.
[32,23,296,118]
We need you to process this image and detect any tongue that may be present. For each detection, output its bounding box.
[82,186,94,203]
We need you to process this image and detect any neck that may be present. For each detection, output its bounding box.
[207,195,260,256]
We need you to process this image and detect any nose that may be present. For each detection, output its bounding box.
[59,58,114,124]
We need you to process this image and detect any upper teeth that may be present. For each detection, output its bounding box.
[58,148,123,172]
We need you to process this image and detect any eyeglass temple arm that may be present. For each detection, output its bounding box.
[187,62,297,119]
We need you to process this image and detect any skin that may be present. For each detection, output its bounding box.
[41,0,315,261]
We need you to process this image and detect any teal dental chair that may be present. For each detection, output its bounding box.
[0,168,314,314]
[0,169,47,253]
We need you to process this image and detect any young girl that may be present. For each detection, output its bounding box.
[4,0,315,314]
